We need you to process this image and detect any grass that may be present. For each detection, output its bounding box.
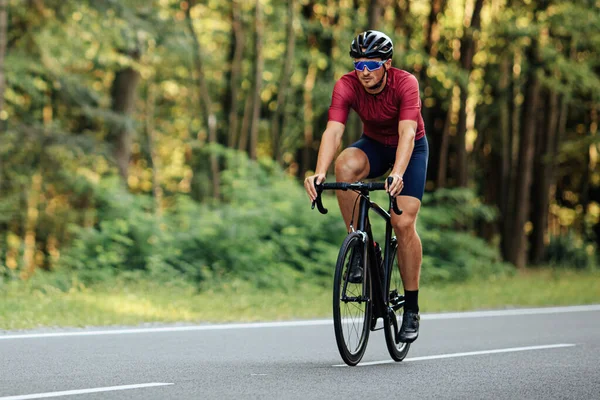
[1,268,599,331]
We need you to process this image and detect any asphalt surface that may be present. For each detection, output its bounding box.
[1,305,600,400]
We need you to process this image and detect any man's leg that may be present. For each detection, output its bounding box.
[391,195,422,342]
[391,196,422,291]
[334,148,370,230]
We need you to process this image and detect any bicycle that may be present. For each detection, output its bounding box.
[312,177,410,366]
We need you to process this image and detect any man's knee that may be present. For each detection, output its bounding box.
[335,149,369,180]
[392,197,421,236]
[392,213,416,235]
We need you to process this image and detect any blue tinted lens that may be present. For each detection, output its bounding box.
[354,61,384,71]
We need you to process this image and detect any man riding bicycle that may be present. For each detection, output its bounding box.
[304,30,428,343]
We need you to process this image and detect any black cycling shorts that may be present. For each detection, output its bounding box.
[349,134,429,201]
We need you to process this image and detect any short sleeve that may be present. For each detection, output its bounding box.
[328,78,354,125]
[398,74,421,122]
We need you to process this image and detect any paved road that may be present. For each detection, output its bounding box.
[1,305,600,399]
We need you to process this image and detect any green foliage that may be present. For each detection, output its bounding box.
[59,149,347,289]
[57,150,510,289]
[371,188,509,284]
[544,232,597,270]
[417,189,511,283]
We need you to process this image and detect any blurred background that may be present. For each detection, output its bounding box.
[0,0,598,321]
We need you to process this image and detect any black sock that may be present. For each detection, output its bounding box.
[404,290,419,313]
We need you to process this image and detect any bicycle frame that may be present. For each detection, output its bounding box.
[353,189,396,323]
[312,179,404,326]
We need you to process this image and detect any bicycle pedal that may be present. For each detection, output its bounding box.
[390,295,405,310]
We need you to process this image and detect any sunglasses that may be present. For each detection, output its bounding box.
[353,60,386,72]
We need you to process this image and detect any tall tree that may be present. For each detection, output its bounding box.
[368,0,384,29]
[109,50,141,182]
[145,80,162,216]
[0,0,8,191]
[249,0,264,160]
[422,0,449,188]
[0,0,6,123]
[456,0,484,187]
[529,88,559,264]
[186,0,220,198]
[227,0,244,149]
[271,0,296,162]
[498,53,512,224]
[393,0,412,51]
[424,0,446,60]
[505,38,542,268]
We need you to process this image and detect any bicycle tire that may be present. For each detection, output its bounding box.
[383,240,411,361]
[333,232,372,366]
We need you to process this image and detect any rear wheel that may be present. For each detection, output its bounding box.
[383,239,410,361]
[333,232,372,366]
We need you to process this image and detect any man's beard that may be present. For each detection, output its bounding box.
[367,70,387,91]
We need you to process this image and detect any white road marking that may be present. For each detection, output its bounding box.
[0,383,173,400]
[421,305,600,320]
[1,304,598,340]
[333,343,576,367]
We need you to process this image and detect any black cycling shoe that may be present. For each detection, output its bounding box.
[346,250,363,284]
[397,310,420,343]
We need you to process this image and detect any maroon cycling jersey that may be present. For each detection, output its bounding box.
[328,67,425,146]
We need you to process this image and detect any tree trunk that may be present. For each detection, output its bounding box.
[422,0,448,187]
[302,63,317,177]
[249,0,264,160]
[456,0,484,187]
[22,172,42,279]
[238,89,252,153]
[186,1,220,199]
[109,62,141,182]
[0,0,6,121]
[499,53,511,219]
[455,87,469,187]
[436,95,453,188]
[0,0,8,191]
[368,0,383,29]
[346,0,364,148]
[271,0,295,162]
[424,0,446,61]
[506,40,541,268]
[502,51,522,258]
[145,80,162,216]
[580,107,596,217]
[393,0,411,51]
[529,90,559,264]
[227,0,244,149]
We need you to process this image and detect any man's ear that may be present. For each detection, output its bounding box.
[385,59,392,69]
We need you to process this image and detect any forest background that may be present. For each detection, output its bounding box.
[0,0,599,327]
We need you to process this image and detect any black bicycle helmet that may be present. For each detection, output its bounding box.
[349,30,394,60]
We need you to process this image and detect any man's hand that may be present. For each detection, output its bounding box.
[304,173,326,202]
[386,173,404,197]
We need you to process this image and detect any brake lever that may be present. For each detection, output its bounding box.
[311,178,328,214]
[387,176,403,216]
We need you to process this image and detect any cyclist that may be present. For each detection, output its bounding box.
[304,30,428,343]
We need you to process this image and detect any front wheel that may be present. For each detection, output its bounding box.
[333,232,372,366]
[383,240,410,361]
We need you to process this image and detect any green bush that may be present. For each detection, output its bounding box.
[59,148,347,288]
[370,187,511,284]
[57,148,511,288]
[544,232,597,270]
[417,189,512,283]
